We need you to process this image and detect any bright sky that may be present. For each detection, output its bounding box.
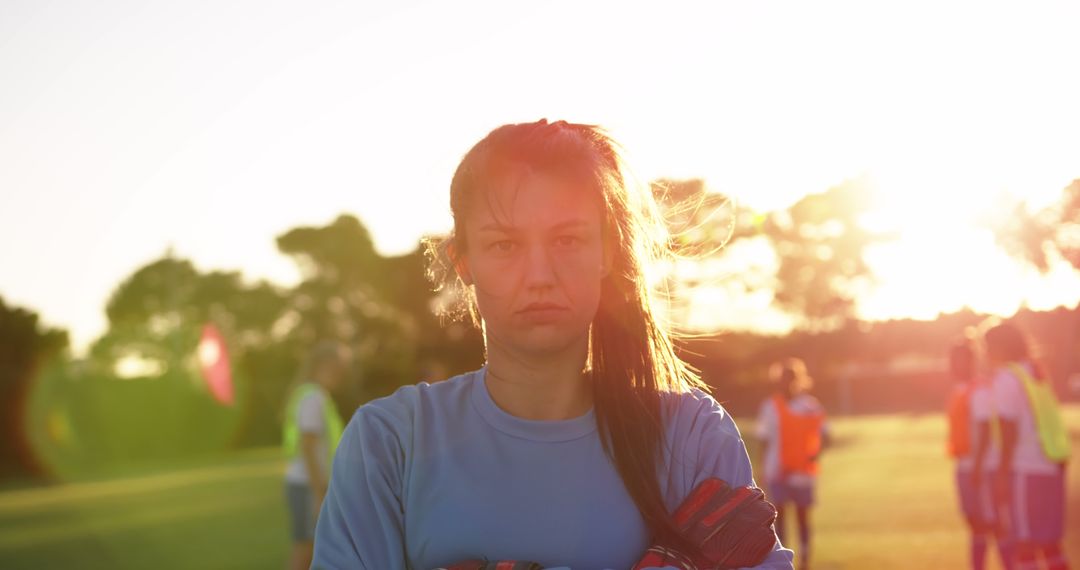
[2,0,1079,353]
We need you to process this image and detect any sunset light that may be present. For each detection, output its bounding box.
[3,3,1080,569]
[3,1,1079,349]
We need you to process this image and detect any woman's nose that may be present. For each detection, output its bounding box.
[522,244,557,289]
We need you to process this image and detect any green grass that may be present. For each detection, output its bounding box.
[1,410,1077,569]
[0,448,289,570]
[747,407,1080,570]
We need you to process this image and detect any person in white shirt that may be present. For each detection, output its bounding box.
[952,338,1012,570]
[983,322,1069,570]
[283,341,348,570]
[756,358,829,570]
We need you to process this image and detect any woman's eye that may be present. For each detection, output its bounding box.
[490,240,516,253]
[555,235,580,247]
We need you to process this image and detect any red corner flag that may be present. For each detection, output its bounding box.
[198,323,234,406]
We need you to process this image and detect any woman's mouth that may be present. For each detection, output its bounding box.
[517,302,569,322]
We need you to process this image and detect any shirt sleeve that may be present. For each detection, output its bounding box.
[802,395,828,437]
[312,404,409,570]
[690,393,796,570]
[969,386,991,422]
[298,392,326,435]
[754,400,776,442]
[991,369,1024,420]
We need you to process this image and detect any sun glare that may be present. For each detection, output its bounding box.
[856,168,1080,321]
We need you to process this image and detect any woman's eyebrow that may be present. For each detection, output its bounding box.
[478,219,592,233]
[478,223,517,233]
[549,219,590,231]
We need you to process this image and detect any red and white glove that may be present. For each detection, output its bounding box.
[632,478,778,570]
[435,560,544,570]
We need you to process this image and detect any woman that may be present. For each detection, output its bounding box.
[950,339,1011,570]
[981,322,1070,570]
[283,341,348,570]
[755,358,828,570]
[313,120,793,569]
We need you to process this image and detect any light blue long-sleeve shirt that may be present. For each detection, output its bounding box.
[313,368,794,570]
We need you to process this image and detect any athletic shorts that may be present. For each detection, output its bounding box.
[285,481,318,542]
[1003,468,1066,544]
[766,478,815,508]
[955,468,997,528]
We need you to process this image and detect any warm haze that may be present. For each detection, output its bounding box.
[2,0,1079,353]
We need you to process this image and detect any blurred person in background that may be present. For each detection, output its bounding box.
[282,340,349,570]
[950,337,1013,570]
[311,119,793,569]
[756,357,829,570]
[982,322,1071,570]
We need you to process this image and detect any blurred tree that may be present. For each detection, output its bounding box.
[89,254,291,450]
[762,177,890,329]
[275,214,483,406]
[652,176,891,331]
[71,214,483,465]
[0,295,68,479]
[986,178,1080,384]
[989,179,1080,272]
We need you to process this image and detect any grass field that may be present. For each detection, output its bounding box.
[1,410,1077,569]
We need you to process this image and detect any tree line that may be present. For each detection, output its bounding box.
[2,177,1077,481]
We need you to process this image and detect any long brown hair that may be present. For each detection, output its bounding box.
[426,119,707,550]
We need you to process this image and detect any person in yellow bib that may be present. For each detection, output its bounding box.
[283,340,348,570]
[983,322,1070,570]
[756,358,829,570]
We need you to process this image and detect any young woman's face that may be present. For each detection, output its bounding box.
[460,172,608,356]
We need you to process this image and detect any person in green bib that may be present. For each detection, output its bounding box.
[283,340,349,570]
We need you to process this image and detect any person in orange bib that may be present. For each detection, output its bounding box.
[948,338,1013,570]
[755,358,828,570]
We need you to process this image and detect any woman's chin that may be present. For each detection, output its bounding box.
[504,326,588,356]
